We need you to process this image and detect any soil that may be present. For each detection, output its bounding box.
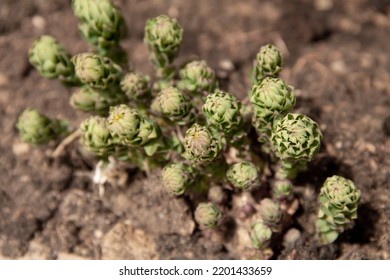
[1,0,390,259]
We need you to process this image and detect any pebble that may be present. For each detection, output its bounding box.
[12,142,30,156]
[314,0,333,11]
[31,15,46,31]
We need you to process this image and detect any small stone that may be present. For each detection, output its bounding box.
[32,15,46,31]
[12,142,30,156]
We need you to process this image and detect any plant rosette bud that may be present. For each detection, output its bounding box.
[70,87,126,115]
[250,77,295,143]
[194,202,223,229]
[249,222,272,249]
[272,113,322,162]
[80,116,118,157]
[259,198,284,232]
[161,163,194,196]
[226,161,261,191]
[250,77,295,121]
[16,108,67,145]
[106,104,160,153]
[252,44,282,82]
[272,179,293,200]
[182,124,224,165]
[203,90,243,135]
[29,35,79,85]
[72,0,125,52]
[144,15,183,69]
[177,60,218,95]
[316,175,361,244]
[151,87,194,125]
[120,72,151,102]
[72,52,123,89]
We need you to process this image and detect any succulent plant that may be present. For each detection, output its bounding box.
[120,72,151,102]
[250,77,295,144]
[203,90,243,135]
[252,44,282,82]
[177,60,218,95]
[70,86,126,115]
[80,116,118,157]
[151,86,194,125]
[22,2,336,256]
[272,179,293,200]
[259,198,284,232]
[161,163,194,196]
[182,124,223,165]
[16,108,68,145]
[194,202,223,229]
[72,52,123,90]
[72,0,125,56]
[226,161,260,191]
[28,35,79,86]
[144,15,183,78]
[271,113,322,179]
[106,104,160,154]
[316,175,361,244]
[249,222,272,249]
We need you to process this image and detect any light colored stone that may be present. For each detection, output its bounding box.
[101,221,159,260]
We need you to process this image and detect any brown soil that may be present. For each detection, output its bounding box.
[1,0,389,259]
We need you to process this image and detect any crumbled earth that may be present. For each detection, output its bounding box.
[0,0,389,259]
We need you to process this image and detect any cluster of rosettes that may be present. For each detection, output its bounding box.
[316,176,361,244]
[106,104,159,148]
[77,104,164,164]
[19,0,362,255]
[80,116,118,157]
